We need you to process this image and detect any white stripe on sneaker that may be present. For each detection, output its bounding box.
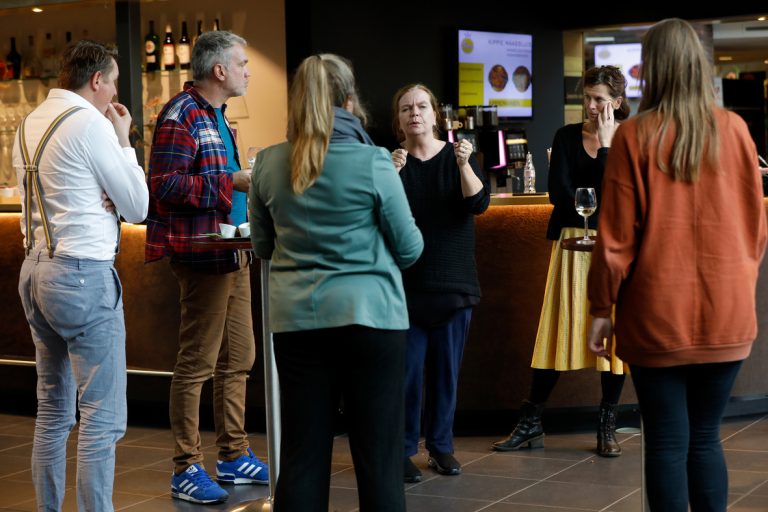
[188,485,198,495]
[237,462,249,472]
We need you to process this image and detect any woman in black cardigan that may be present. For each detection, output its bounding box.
[391,83,490,483]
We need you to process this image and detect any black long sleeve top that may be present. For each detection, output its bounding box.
[546,123,609,240]
[398,142,490,326]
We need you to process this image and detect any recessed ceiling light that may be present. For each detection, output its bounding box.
[758,16,767,21]
[584,36,615,43]
[718,56,733,61]
[32,7,43,12]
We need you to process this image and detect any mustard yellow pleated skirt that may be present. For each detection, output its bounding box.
[530,227,628,374]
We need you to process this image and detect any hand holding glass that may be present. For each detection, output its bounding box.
[575,187,597,245]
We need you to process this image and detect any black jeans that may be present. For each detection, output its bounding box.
[631,360,743,512]
[273,326,406,512]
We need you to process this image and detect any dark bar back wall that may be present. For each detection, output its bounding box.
[284,2,762,190]
[285,1,566,187]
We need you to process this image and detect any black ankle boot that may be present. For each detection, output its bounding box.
[492,400,545,451]
[597,401,622,457]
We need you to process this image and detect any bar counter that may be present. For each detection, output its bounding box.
[1,199,767,417]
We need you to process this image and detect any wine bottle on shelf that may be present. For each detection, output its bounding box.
[192,20,203,47]
[212,18,220,31]
[162,23,175,71]
[144,20,160,72]
[41,32,57,77]
[6,37,22,80]
[23,35,41,78]
[177,21,191,70]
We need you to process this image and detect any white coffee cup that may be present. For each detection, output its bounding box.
[219,223,237,238]
[238,222,250,238]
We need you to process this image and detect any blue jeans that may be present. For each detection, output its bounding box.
[18,252,127,512]
[404,307,472,456]
[631,361,743,512]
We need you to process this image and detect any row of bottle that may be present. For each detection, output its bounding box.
[144,19,220,72]
[3,32,73,80]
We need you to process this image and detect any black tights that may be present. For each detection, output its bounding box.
[528,368,625,405]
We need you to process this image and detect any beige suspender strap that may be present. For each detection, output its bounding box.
[18,106,84,257]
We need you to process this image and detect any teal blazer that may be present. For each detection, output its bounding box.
[249,142,424,333]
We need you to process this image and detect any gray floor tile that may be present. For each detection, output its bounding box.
[728,469,768,495]
[547,449,642,487]
[406,493,494,511]
[724,430,768,451]
[726,449,768,472]
[727,493,768,511]
[603,489,643,512]
[0,476,37,508]
[0,455,33,479]
[328,486,361,512]
[462,452,581,480]
[112,467,174,496]
[500,480,638,509]
[483,503,593,511]
[750,479,768,497]
[407,472,532,502]
[115,444,174,468]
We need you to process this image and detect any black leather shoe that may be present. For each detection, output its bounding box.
[492,400,546,452]
[404,456,422,483]
[427,452,461,476]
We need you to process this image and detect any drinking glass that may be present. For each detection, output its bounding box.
[574,187,597,245]
[246,146,263,169]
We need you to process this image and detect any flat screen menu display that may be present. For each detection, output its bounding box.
[458,29,533,118]
[594,43,642,98]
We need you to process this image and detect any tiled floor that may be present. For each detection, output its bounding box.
[1,412,767,511]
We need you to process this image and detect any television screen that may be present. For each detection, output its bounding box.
[594,43,642,98]
[458,29,533,118]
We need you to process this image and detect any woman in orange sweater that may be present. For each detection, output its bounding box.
[587,18,767,511]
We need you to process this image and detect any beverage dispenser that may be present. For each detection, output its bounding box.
[473,106,510,194]
[504,135,528,194]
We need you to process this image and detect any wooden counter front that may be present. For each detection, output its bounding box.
[2,201,768,417]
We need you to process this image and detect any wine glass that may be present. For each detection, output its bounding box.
[574,187,597,245]
[246,146,263,169]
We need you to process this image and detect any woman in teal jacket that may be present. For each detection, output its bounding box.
[249,53,423,512]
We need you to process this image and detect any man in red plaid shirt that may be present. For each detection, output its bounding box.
[145,30,268,505]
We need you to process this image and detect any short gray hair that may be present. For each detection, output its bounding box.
[191,30,247,81]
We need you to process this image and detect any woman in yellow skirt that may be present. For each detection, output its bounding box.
[493,66,629,457]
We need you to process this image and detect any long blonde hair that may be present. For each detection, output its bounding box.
[637,18,718,182]
[287,54,364,193]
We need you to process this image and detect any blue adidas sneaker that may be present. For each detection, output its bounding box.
[171,463,229,504]
[216,447,269,485]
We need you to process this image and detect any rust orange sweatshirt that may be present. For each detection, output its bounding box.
[588,108,767,367]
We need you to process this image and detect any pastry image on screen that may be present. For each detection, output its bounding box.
[512,65,531,92]
[628,63,641,79]
[488,64,508,92]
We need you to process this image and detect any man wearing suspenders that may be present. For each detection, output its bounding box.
[12,40,148,511]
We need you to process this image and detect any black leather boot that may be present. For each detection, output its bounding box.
[597,402,622,457]
[492,400,545,451]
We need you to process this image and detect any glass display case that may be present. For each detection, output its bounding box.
[0,79,56,210]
